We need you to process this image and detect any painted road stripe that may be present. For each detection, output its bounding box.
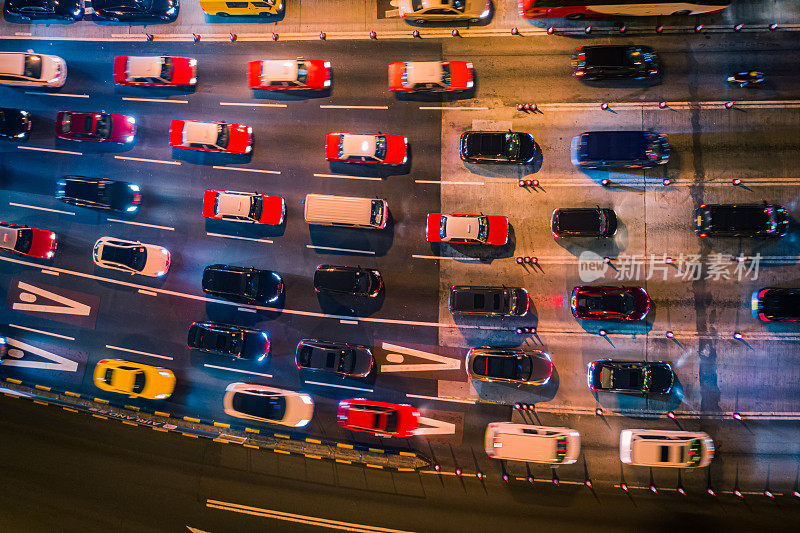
[313,173,382,181]
[115,155,181,165]
[25,91,89,98]
[122,97,188,104]
[220,102,287,108]
[137,289,157,297]
[8,324,75,341]
[41,270,60,276]
[207,232,273,244]
[213,165,281,175]
[107,218,175,231]
[306,245,375,255]
[319,105,389,110]
[14,32,31,36]
[18,146,82,156]
[406,394,475,405]
[415,180,484,185]
[237,307,258,313]
[203,364,273,378]
[412,255,481,261]
[418,106,489,110]
[105,344,173,361]
[304,380,373,393]
[340,319,359,325]
[9,202,75,215]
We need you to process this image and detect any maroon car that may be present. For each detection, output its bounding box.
[56,111,137,144]
[571,285,650,321]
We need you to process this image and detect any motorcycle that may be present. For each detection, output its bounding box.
[726,71,765,87]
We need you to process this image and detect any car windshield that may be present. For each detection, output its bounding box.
[216,124,230,149]
[374,136,387,159]
[384,411,399,433]
[597,209,607,233]
[370,200,384,226]
[353,270,371,293]
[296,61,309,84]
[504,133,520,159]
[131,371,146,394]
[19,0,56,12]
[477,216,489,242]
[160,57,173,80]
[103,244,147,271]
[233,392,286,421]
[24,54,43,79]
[95,114,112,139]
[15,228,33,254]
[441,62,451,85]
[249,195,263,220]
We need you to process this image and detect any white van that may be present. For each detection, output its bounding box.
[619,429,715,468]
[304,194,388,229]
[484,422,580,465]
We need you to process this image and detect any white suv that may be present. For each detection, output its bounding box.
[620,429,715,468]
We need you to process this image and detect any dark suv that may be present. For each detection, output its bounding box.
[587,359,674,395]
[572,45,660,81]
[694,204,789,238]
[4,0,83,21]
[202,264,284,304]
[449,286,529,317]
[187,321,270,362]
[551,207,617,238]
[57,176,142,213]
[751,288,800,322]
[295,339,374,378]
[459,131,537,164]
[313,265,383,297]
[571,131,669,169]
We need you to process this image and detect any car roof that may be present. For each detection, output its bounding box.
[216,192,251,217]
[556,209,600,232]
[444,215,480,240]
[583,46,632,66]
[0,226,19,248]
[405,61,442,84]
[183,121,217,145]
[705,205,767,229]
[126,56,162,78]
[0,53,25,76]
[341,134,376,157]
[259,60,299,83]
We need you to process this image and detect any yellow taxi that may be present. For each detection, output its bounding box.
[93,359,175,400]
[199,0,284,17]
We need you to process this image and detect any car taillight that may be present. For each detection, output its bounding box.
[699,233,707,237]
[574,70,585,77]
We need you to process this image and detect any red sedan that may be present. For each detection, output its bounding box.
[247,59,331,90]
[426,213,508,245]
[325,133,407,165]
[0,221,57,260]
[169,119,252,154]
[202,190,285,225]
[113,56,197,87]
[337,399,420,438]
[388,60,473,92]
[571,285,651,321]
[56,111,136,144]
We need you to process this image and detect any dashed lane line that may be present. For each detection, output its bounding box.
[24,91,89,98]
[122,97,188,104]
[406,394,476,405]
[9,324,75,341]
[107,218,175,231]
[306,245,375,255]
[219,102,287,108]
[106,344,173,361]
[414,180,484,186]
[213,166,281,175]
[303,381,373,393]
[9,202,74,215]
[207,232,273,244]
[17,146,81,156]
[114,155,181,166]
[319,105,388,110]
[203,364,272,378]
[313,173,382,181]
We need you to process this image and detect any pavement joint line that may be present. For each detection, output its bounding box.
[418,106,490,110]
[41,269,60,276]
[304,380,373,393]
[220,101,288,108]
[114,155,181,165]
[202,364,273,378]
[8,201,75,215]
[313,173,382,181]
[306,244,375,255]
[107,217,175,231]
[121,96,188,104]
[213,165,281,175]
[137,289,158,297]
[319,105,389,110]
[340,319,359,325]
[207,232,273,244]
[414,180,485,185]
[9,324,75,341]
[105,344,173,361]
[24,91,89,98]
[405,394,476,405]
[411,255,482,261]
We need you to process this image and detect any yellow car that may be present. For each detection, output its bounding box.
[199,0,284,17]
[93,359,175,400]
[397,0,491,23]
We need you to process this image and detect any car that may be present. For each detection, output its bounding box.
[751,288,800,322]
[551,207,617,238]
[388,61,473,92]
[169,119,252,154]
[313,265,383,297]
[56,111,136,144]
[694,203,789,238]
[572,45,660,81]
[466,347,552,386]
[56,176,141,213]
[0,108,31,140]
[485,423,580,464]
[295,339,374,378]
[91,0,179,22]
[570,286,650,321]
[325,132,407,165]
[93,359,175,400]
[202,264,284,304]
[0,221,56,259]
[0,336,6,364]
[223,383,314,428]
[5,0,83,20]
[202,190,285,225]
[247,59,331,90]
[426,213,508,245]
[113,55,197,87]
[187,321,270,362]
[397,0,492,22]
[0,51,66,88]
[570,130,670,168]
[337,399,420,438]
[620,429,715,468]
[92,237,170,277]
[449,286,529,316]
[587,360,674,395]
[459,130,537,164]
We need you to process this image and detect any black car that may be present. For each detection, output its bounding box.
[571,131,670,169]
[572,45,660,81]
[92,0,178,21]
[202,264,284,304]
[56,176,141,213]
[0,108,31,140]
[4,0,83,20]
[313,265,383,297]
[751,288,800,322]
[551,207,617,238]
[295,339,373,378]
[459,131,537,164]
[187,321,270,362]
[587,359,674,395]
[694,203,789,238]
[449,286,529,317]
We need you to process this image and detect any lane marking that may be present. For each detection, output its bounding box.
[18,146,82,156]
[105,344,173,361]
[24,91,89,98]
[8,324,75,341]
[3,337,79,371]
[319,105,389,110]
[418,106,489,110]
[13,281,91,316]
[203,364,272,378]
[411,255,481,261]
[414,180,484,185]
[8,202,75,215]
[380,343,461,373]
[213,165,281,175]
[207,232,273,244]
[413,416,457,436]
[406,394,475,405]
[237,307,258,313]
[122,97,188,104]
[313,173,382,181]
[138,289,157,296]
[14,32,32,36]
[220,102,288,108]
[303,380,373,393]
[340,319,359,325]
[41,270,60,276]
[115,155,181,165]
[107,218,175,231]
[306,245,375,255]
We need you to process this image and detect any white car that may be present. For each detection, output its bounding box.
[484,422,580,464]
[92,237,171,277]
[0,51,67,87]
[223,383,314,428]
[620,429,715,468]
[396,0,491,23]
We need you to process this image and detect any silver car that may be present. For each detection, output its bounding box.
[466,347,552,386]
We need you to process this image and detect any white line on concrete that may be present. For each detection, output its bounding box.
[418,106,489,110]
[14,32,31,36]
[306,245,375,255]
[207,232,273,244]
[313,173,382,181]
[9,202,75,215]
[415,180,484,186]
[41,270,60,276]
[203,364,272,378]
[107,218,175,231]
[220,102,287,108]
[24,91,89,98]
[303,380,373,393]
[412,255,482,261]
[18,146,82,156]
[9,324,75,341]
[137,289,157,296]
[340,319,359,325]
[115,155,181,165]
[122,97,188,104]
[319,105,389,110]
[237,307,258,313]
[105,344,173,361]
[213,166,281,175]
[406,394,476,405]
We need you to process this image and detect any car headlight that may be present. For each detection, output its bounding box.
[46,250,54,259]
[166,6,177,15]
[125,135,135,143]
[466,80,473,88]
[127,116,136,124]
[323,79,331,87]
[480,8,490,18]
[247,127,253,134]
[154,271,165,277]
[154,393,168,399]
[72,7,82,16]
[50,232,56,240]
[128,184,140,192]
[126,205,138,212]
[160,248,169,255]
[189,59,197,67]
[16,132,26,138]
[300,394,313,405]
[245,145,252,153]
[158,371,171,377]
[295,419,310,427]
[189,77,197,85]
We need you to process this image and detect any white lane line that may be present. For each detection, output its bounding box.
[220,102,288,108]
[122,97,188,104]
[115,155,181,166]
[304,380,373,393]
[14,32,32,36]
[203,364,272,378]
[207,232,273,244]
[9,324,75,341]
[319,105,389,110]
[105,344,173,361]
[107,218,176,231]
[213,165,281,175]
[18,146,82,156]
[418,106,489,110]
[306,245,375,255]
[41,270,60,276]
[138,289,157,296]
[412,255,482,261]
[237,307,258,313]
[313,173,382,181]
[24,91,89,98]
[414,180,484,186]
[340,319,359,325]
[406,394,476,405]
[8,202,75,215]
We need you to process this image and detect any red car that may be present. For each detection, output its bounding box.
[0,221,57,260]
[202,190,285,225]
[247,59,331,90]
[388,61,473,92]
[337,399,420,438]
[56,111,136,144]
[571,285,651,321]
[169,119,252,154]
[325,133,407,165]
[113,56,197,87]
[426,213,508,245]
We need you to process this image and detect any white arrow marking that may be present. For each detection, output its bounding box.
[12,281,91,316]
[413,416,456,436]
[379,343,461,373]
[2,338,78,372]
